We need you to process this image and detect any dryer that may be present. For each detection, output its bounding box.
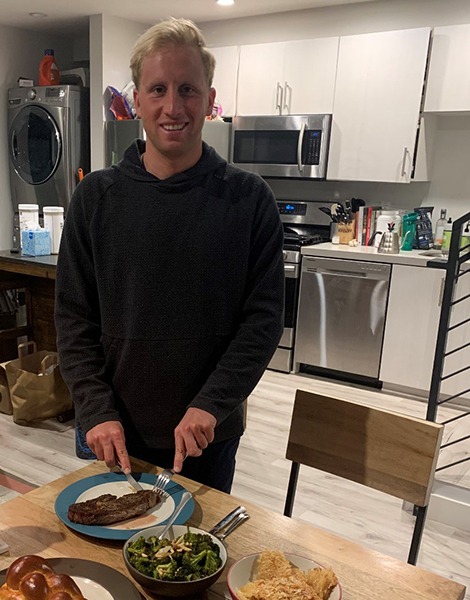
[8,85,89,236]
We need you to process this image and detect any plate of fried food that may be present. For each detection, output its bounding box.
[54,471,194,541]
[227,550,341,600]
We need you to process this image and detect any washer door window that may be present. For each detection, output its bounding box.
[10,105,61,185]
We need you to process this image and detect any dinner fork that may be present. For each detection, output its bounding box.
[152,467,175,495]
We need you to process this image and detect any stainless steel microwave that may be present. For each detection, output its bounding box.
[230,114,332,179]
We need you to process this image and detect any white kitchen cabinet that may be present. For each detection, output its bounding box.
[380,264,444,392]
[236,37,339,116]
[424,24,470,113]
[328,27,431,183]
[440,264,470,400]
[210,45,239,117]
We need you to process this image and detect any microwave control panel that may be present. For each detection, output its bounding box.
[303,131,322,165]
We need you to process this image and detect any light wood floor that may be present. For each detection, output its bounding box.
[0,369,469,595]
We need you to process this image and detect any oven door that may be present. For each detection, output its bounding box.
[268,261,300,372]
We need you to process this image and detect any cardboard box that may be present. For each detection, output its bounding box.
[21,229,51,256]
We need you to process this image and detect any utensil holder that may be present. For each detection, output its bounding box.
[338,222,355,245]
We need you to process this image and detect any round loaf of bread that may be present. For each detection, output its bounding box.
[0,556,86,600]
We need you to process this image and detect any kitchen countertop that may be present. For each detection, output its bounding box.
[302,242,448,268]
[0,249,58,279]
[0,249,58,267]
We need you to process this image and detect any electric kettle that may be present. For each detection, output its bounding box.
[377,222,400,254]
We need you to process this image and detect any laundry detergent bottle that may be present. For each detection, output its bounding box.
[39,49,60,86]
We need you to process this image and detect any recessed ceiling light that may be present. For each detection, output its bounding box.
[216,0,235,6]
[29,12,48,18]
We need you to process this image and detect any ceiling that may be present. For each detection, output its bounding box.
[0,0,376,35]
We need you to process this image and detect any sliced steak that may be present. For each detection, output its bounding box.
[68,489,160,525]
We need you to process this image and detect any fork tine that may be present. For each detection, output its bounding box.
[152,468,173,494]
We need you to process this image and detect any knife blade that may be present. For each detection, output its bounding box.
[125,471,143,492]
[209,505,247,535]
[118,462,143,492]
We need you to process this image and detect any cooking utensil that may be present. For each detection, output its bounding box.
[318,206,333,221]
[350,197,366,213]
[157,491,192,540]
[377,222,400,254]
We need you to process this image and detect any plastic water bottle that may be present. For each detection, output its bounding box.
[39,49,60,86]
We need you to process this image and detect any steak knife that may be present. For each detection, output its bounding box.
[209,505,247,535]
[125,472,143,492]
[118,463,143,492]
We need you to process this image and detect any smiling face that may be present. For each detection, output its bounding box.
[134,43,216,179]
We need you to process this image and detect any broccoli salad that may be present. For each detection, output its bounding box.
[126,529,223,582]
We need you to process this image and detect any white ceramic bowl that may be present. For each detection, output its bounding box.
[123,524,227,598]
[227,552,342,600]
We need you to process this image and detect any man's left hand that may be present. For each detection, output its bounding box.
[173,407,217,472]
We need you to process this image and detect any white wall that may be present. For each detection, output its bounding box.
[0,25,75,250]
[89,14,147,171]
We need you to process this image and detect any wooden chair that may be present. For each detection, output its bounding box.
[283,389,444,565]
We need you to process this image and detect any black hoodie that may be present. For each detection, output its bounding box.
[55,140,284,450]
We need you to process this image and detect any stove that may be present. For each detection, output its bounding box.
[283,232,325,251]
[268,200,331,374]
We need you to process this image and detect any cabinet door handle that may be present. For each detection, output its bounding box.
[401,146,410,178]
[284,81,292,113]
[276,82,283,114]
[438,276,445,307]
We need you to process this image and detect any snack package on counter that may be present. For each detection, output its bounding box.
[121,81,136,117]
[104,85,134,120]
[413,206,434,249]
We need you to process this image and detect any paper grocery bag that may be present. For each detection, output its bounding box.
[5,341,72,424]
[0,361,13,415]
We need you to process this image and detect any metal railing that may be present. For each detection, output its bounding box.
[427,210,470,477]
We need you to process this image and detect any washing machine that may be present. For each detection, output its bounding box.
[8,85,89,248]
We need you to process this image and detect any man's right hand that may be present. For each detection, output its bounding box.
[85,421,131,473]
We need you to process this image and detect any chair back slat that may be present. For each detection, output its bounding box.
[286,390,444,506]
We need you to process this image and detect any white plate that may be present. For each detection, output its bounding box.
[0,558,142,600]
[54,472,194,540]
[227,552,342,600]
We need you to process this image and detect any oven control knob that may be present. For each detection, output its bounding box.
[27,89,37,100]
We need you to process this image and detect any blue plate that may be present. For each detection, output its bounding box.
[55,472,194,541]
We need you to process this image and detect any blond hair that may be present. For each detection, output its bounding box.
[130,17,216,89]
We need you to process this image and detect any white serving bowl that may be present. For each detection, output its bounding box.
[123,524,227,598]
[227,552,342,600]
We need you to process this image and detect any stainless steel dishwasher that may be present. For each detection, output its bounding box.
[293,256,391,384]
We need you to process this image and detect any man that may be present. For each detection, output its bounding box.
[55,17,284,493]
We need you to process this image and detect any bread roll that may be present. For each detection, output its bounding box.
[0,556,86,600]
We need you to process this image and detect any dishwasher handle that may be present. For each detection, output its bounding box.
[302,257,391,281]
[306,266,368,278]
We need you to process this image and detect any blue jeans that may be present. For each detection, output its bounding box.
[131,436,241,494]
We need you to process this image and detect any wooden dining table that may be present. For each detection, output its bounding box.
[0,459,466,600]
